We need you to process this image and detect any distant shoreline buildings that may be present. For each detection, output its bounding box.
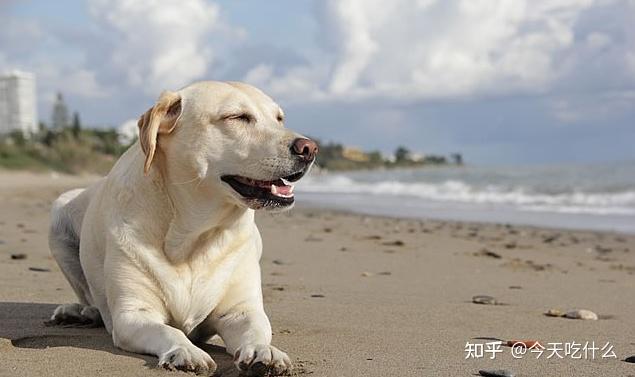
[316,140,464,171]
[52,92,70,130]
[0,70,38,135]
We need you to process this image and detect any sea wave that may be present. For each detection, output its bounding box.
[297,175,635,215]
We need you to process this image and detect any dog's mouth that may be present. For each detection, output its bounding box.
[221,170,306,208]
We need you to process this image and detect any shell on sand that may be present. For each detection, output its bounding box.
[564,309,598,320]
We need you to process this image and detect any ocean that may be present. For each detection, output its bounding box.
[296,161,635,234]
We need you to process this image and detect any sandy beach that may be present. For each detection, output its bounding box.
[1,171,634,377]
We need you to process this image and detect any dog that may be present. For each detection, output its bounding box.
[47,81,318,376]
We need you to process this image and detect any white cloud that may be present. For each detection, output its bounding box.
[325,0,382,95]
[88,0,223,94]
[66,69,108,98]
[2,0,634,129]
[117,119,139,145]
[247,0,635,103]
[243,64,274,86]
[585,32,611,49]
[1,0,245,124]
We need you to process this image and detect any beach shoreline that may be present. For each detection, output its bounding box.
[296,162,635,235]
[0,171,634,376]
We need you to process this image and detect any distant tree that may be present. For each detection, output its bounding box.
[423,155,447,165]
[451,153,463,165]
[368,150,384,164]
[315,140,346,169]
[71,112,82,139]
[93,128,123,155]
[42,130,56,147]
[9,130,26,146]
[394,146,411,163]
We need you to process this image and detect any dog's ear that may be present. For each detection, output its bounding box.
[137,91,182,174]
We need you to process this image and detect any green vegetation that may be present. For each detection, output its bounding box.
[1,92,133,174]
[0,125,131,174]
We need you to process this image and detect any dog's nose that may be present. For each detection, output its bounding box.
[291,138,318,162]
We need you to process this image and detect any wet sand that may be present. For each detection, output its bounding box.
[0,172,634,377]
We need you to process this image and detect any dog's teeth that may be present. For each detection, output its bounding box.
[271,184,278,195]
[288,185,294,194]
[281,178,291,185]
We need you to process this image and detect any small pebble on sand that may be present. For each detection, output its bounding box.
[472,295,498,305]
[544,308,564,317]
[382,240,405,246]
[543,234,559,243]
[564,309,598,320]
[361,271,373,277]
[310,294,325,298]
[28,267,50,272]
[479,369,515,377]
[475,248,501,259]
[10,253,27,260]
[624,355,635,363]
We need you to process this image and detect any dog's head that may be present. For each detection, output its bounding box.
[137,81,317,212]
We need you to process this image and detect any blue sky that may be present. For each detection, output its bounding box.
[1,0,635,164]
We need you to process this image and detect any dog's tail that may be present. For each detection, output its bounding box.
[49,188,91,304]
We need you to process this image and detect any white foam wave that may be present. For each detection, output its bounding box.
[297,175,635,215]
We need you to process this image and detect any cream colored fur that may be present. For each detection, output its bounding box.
[48,81,312,376]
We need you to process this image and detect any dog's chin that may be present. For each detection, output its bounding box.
[221,170,306,212]
[244,198,295,212]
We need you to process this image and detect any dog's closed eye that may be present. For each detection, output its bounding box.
[225,113,254,124]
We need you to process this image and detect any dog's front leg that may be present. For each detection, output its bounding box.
[214,307,292,376]
[112,310,217,375]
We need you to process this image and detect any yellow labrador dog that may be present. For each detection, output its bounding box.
[47,81,318,376]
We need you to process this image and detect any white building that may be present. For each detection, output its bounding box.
[0,71,38,135]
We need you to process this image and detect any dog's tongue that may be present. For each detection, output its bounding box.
[271,183,294,197]
[278,185,293,195]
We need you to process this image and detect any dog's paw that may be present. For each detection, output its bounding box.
[45,303,103,327]
[234,344,292,376]
[159,345,217,376]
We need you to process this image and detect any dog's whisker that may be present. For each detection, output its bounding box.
[195,177,205,190]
